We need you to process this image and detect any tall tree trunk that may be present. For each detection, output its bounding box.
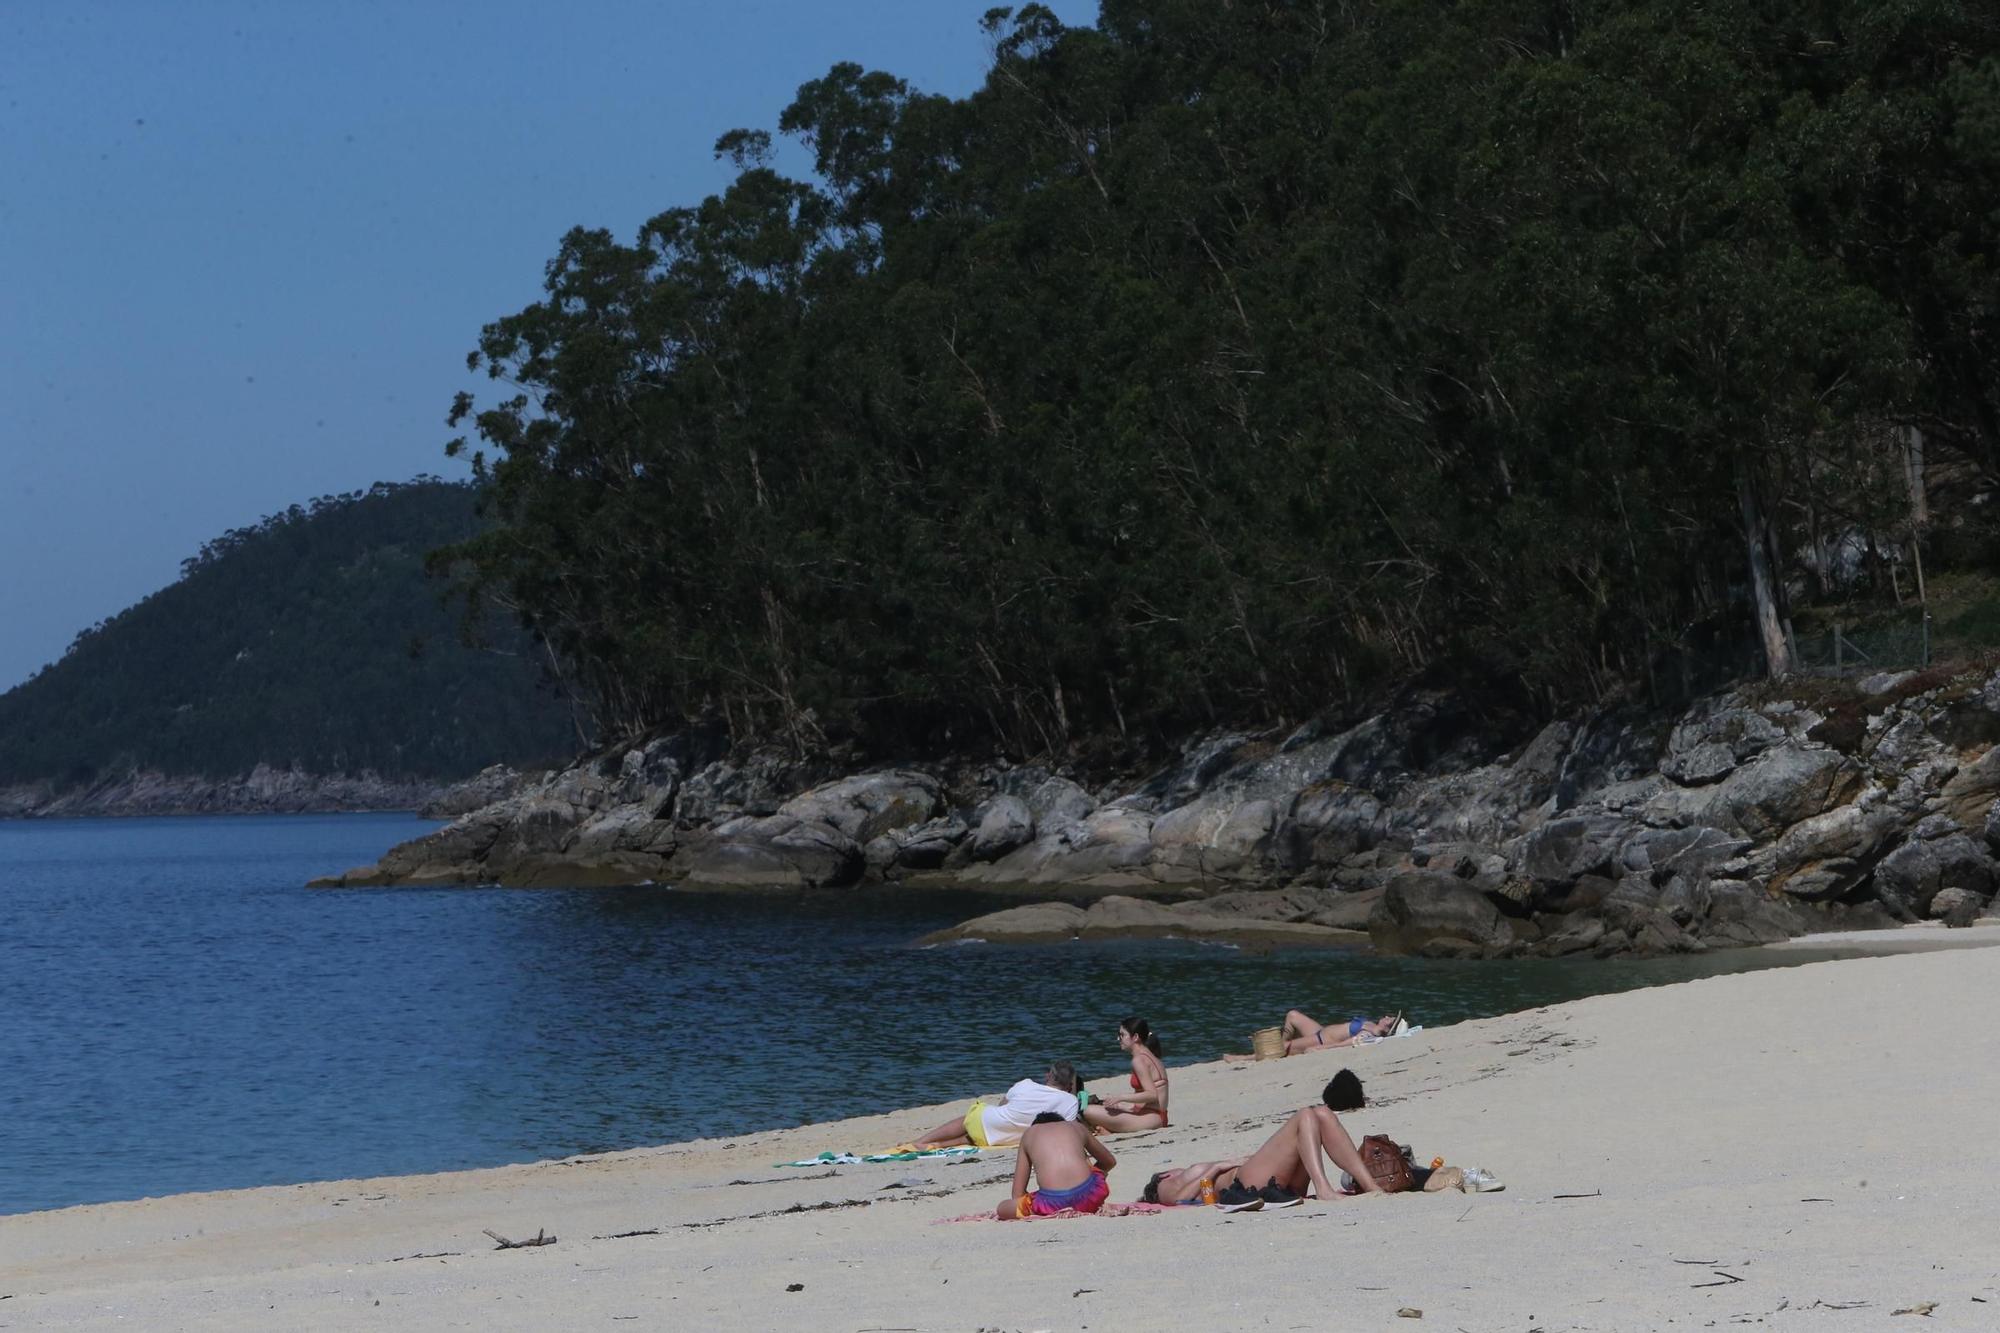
[1738,467,1791,677]
[1905,425,1928,526]
[1905,425,1929,610]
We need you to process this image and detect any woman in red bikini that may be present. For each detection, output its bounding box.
[1082,1016,1169,1134]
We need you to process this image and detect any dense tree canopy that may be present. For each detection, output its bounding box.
[442,1,2000,757]
[0,481,577,785]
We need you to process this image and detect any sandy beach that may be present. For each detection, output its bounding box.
[7,927,2000,1331]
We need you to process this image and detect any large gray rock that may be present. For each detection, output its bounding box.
[1932,832,1997,897]
[1307,885,1386,930]
[1619,826,1750,878]
[867,813,970,875]
[1275,783,1386,868]
[919,895,1364,947]
[1149,796,1278,880]
[1184,886,1330,922]
[1620,907,1706,956]
[960,806,1157,886]
[969,795,1035,862]
[673,748,806,827]
[1644,744,1859,841]
[1657,871,1712,926]
[1661,701,1787,785]
[1874,837,1942,919]
[1756,797,1901,900]
[1022,775,1097,833]
[565,804,676,860]
[1368,872,1513,958]
[1411,841,1508,893]
[1929,886,1988,924]
[1700,881,1811,947]
[1875,824,1998,919]
[1383,720,1571,846]
[1516,815,1632,885]
[673,815,864,888]
[1532,914,1604,956]
[776,770,941,842]
[922,901,1088,943]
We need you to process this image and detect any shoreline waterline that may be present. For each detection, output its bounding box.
[9,920,1993,1223]
[24,808,1962,1218]
[7,939,2000,1330]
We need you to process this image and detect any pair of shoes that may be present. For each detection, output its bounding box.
[1257,1179,1303,1209]
[1215,1181,1265,1212]
[1460,1167,1505,1193]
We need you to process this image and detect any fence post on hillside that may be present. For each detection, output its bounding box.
[1834,625,1842,674]
[1923,613,1931,667]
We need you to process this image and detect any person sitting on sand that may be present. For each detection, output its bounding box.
[1139,1070,1389,1207]
[910,1062,1083,1150]
[996,1111,1118,1219]
[1082,1016,1169,1134]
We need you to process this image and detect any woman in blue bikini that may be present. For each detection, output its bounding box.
[1279,1009,1400,1056]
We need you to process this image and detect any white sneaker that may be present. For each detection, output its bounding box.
[1461,1168,1505,1193]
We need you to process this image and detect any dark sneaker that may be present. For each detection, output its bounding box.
[1257,1180,1303,1208]
[1215,1181,1265,1212]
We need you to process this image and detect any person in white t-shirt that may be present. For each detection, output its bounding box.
[909,1062,1083,1149]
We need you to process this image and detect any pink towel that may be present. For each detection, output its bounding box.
[931,1201,1174,1224]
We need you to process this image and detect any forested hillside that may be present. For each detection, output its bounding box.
[0,480,577,785]
[441,1,2000,758]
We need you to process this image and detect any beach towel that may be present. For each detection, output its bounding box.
[931,1201,1173,1224]
[775,1146,987,1168]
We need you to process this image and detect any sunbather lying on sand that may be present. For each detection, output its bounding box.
[1139,1070,1389,1207]
[910,1062,1083,1149]
[1224,1010,1402,1061]
[1279,1009,1401,1054]
[997,1112,1118,1219]
[1082,1016,1169,1134]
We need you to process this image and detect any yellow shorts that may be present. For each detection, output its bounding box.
[963,1101,992,1149]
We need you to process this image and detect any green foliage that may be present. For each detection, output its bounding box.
[444,1,2000,755]
[0,481,577,784]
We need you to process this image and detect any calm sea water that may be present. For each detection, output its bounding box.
[0,813,1856,1215]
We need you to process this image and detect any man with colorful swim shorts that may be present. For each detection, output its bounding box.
[996,1112,1117,1220]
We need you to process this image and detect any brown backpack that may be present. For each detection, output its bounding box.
[1357,1134,1414,1193]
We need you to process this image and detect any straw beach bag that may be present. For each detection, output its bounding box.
[1251,1026,1286,1061]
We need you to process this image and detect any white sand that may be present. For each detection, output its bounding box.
[7,929,2000,1330]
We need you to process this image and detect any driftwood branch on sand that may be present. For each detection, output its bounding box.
[482,1227,556,1250]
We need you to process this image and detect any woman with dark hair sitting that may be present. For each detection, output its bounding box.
[1082,1016,1169,1134]
[1140,1070,1388,1208]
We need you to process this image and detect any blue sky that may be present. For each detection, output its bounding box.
[0,0,1098,691]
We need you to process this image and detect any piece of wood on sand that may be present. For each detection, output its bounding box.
[482,1227,557,1250]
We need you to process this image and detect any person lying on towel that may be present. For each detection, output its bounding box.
[1141,1070,1389,1208]
[996,1112,1118,1219]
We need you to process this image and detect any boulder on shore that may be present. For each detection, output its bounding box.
[918,894,1366,949]
[1367,872,1515,958]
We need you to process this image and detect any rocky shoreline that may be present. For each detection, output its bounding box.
[310,668,2000,957]
[0,764,526,820]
